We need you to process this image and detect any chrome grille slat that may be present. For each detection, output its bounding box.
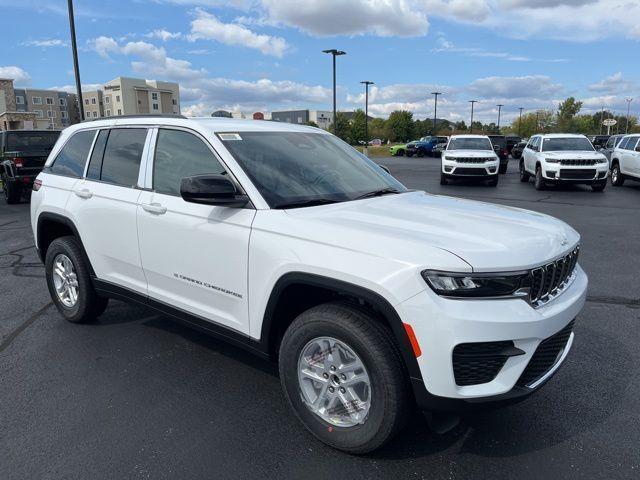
[529,246,580,308]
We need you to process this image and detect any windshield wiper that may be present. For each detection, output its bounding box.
[353,188,402,200]
[273,198,342,209]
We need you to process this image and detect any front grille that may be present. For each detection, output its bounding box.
[559,168,596,179]
[530,246,579,306]
[454,168,487,176]
[516,320,575,387]
[559,159,597,166]
[452,341,518,386]
[454,157,493,163]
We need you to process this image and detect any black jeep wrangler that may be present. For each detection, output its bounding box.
[1,130,60,204]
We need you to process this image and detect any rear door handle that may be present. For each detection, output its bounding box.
[142,203,167,215]
[74,188,93,199]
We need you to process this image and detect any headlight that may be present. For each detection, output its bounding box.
[421,270,529,298]
[597,157,607,164]
[545,158,560,163]
[443,156,453,161]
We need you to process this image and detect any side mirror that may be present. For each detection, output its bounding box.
[180,174,249,207]
[378,164,391,174]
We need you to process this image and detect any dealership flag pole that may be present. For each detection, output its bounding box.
[67,0,84,121]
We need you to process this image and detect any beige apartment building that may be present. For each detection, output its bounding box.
[83,77,180,119]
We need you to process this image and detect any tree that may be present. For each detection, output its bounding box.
[349,109,367,144]
[385,110,415,142]
[305,120,319,128]
[369,117,386,141]
[454,120,467,132]
[329,112,351,142]
[557,97,583,132]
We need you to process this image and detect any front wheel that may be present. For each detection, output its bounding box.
[519,161,530,182]
[487,176,499,187]
[440,171,448,185]
[279,303,409,454]
[498,163,508,174]
[534,166,546,190]
[591,181,606,192]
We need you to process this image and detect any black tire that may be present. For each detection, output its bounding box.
[519,161,530,182]
[398,149,405,157]
[534,166,546,190]
[2,174,21,204]
[498,163,508,174]
[591,181,606,192]
[45,236,106,323]
[611,162,625,186]
[279,303,410,454]
[406,152,414,158]
[417,150,424,158]
[487,176,499,187]
[440,171,448,185]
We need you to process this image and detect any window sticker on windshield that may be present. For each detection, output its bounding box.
[218,133,243,141]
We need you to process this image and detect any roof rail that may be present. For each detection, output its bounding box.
[83,113,187,122]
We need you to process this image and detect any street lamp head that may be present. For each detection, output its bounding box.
[360,80,374,85]
[497,104,504,108]
[323,49,346,56]
[431,92,442,95]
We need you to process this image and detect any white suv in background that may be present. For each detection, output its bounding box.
[610,134,640,187]
[31,116,587,453]
[440,135,500,186]
[520,133,608,191]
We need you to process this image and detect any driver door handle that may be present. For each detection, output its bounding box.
[142,202,167,215]
[74,188,93,199]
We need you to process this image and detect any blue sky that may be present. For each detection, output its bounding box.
[1,0,638,124]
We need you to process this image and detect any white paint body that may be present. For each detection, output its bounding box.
[31,117,587,401]
[611,134,640,179]
[442,134,500,177]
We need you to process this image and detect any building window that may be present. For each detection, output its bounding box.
[61,111,69,119]
[172,99,177,105]
[106,109,111,116]
[93,111,98,118]
[152,103,159,110]
[34,110,44,118]
[85,99,89,105]
[59,98,67,107]
[117,109,122,115]
[116,95,120,102]
[91,98,96,105]
[105,96,110,104]
[46,97,54,105]
[151,92,158,100]
[16,96,25,105]
[47,110,56,118]
[32,97,42,105]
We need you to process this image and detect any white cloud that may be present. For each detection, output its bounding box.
[146,29,182,41]
[22,39,66,48]
[88,36,120,59]
[588,72,637,95]
[49,83,106,94]
[189,9,288,57]
[469,75,563,99]
[0,65,31,84]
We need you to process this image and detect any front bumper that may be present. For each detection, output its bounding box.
[397,265,587,411]
[442,160,499,177]
[542,165,608,183]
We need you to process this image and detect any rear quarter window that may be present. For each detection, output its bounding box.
[49,130,96,178]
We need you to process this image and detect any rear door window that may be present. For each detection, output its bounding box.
[100,128,147,187]
[618,137,630,150]
[50,130,96,178]
[86,129,109,181]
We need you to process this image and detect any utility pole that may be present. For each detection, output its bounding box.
[360,81,374,155]
[518,107,524,137]
[431,92,442,135]
[625,98,633,134]
[600,106,605,135]
[67,0,84,120]
[469,100,477,133]
[496,104,503,133]
[535,111,540,133]
[322,49,346,136]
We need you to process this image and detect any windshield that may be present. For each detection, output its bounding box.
[448,137,493,151]
[6,131,59,152]
[219,131,406,208]
[541,137,595,152]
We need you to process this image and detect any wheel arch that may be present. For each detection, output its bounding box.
[259,272,424,383]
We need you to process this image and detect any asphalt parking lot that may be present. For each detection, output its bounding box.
[1,157,639,479]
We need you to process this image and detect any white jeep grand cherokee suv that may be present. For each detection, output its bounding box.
[520,133,608,191]
[440,134,500,186]
[610,134,640,187]
[31,116,587,453]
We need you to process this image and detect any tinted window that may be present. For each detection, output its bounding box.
[6,131,59,152]
[153,129,225,196]
[100,129,147,187]
[541,137,594,152]
[618,137,630,150]
[605,137,615,149]
[447,137,493,150]
[626,137,639,150]
[50,130,95,178]
[86,130,109,181]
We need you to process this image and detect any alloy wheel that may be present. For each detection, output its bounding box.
[52,254,79,307]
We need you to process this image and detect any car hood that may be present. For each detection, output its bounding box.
[544,151,606,160]
[445,150,496,158]
[284,191,579,272]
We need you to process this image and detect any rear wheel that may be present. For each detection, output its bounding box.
[534,166,546,190]
[279,303,410,454]
[611,163,625,186]
[2,174,21,204]
[45,236,109,323]
[519,161,530,182]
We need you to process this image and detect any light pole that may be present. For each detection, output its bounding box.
[67,0,84,120]
[360,81,374,155]
[431,92,442,135]
[518,107,524,137]
[469,100,477,133]
[535,111,540,133]
[600,106,605,135]
[625,98,633,134]
[322,49,346,136]
[496,104,503,133]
